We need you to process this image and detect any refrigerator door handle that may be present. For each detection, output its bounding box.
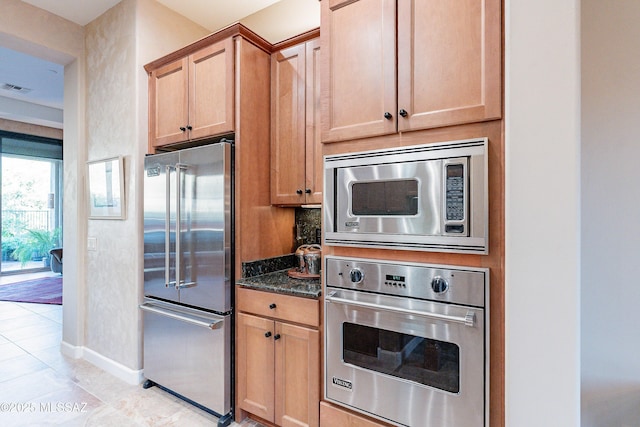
[174,163,189,290]
[139,302,224,330]
[164,165,174,288]
[175,163,181,290]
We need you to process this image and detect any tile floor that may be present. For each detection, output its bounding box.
[0,299,262,426]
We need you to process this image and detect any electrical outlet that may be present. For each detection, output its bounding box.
[87,237,97,251]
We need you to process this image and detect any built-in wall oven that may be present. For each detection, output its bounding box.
[324,256,489,427]
[324,138,488,254]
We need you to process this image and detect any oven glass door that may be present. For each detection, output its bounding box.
[325,288,485,427]
[343,322,461,393]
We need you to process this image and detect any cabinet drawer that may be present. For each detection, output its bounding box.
[237,287,319,327]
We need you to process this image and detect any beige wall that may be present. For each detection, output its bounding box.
[505,0,581,425]
[581,1,640,425]
[83,0,209,371]
[84,0,139,369]
[0,0,82,62]
[241,0,320,43]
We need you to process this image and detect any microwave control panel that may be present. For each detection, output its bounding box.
[444,159,468,235]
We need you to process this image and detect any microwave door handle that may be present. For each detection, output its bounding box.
[325,294,476,327]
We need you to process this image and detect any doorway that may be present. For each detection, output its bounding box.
[0,132,63,278]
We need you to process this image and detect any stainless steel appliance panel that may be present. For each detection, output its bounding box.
[144,151,180,304]
[336,160,444,235]
[323,256,489,427]
[176,144,232,313]
[141,300,231,415]
[143,143,232,313]
[324,137,488,254]
[325,288,485,427]
[325,256,486,307]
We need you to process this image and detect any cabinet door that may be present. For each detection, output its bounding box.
[397,0,502,131]
[188,38,235,140]
[237,313,275,422]
[275,322,320,427]
[149,57,189,147]
[320,0,397,143]
[305,38,323,205]
[271,43,307,205]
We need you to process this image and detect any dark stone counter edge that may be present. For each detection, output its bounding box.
[236,270,321,300]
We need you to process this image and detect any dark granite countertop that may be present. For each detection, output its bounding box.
[236,269,321,299]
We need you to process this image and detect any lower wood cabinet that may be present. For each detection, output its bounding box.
[237,288,320,427]
[320,402,387,427]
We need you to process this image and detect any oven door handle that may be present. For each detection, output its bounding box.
[325,293,476,327]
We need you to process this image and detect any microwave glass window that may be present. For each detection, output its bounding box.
[342,322,460,393]
[351,180,418,216]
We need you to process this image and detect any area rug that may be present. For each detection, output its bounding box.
[0,276,62,305]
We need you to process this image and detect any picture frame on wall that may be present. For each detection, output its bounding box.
[87,156,126,220]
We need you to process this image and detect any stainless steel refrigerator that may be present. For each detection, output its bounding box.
[140,142,233,426]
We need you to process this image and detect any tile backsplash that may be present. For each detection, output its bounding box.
[295,207,321,246]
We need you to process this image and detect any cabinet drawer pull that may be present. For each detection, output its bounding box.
[274,334,281,341]
[399,109,408,118]
[296,189,303,195]
[305,188,311,194]
[269,303,277,309]
[265,331,272,338]
[384,111,392,120]
[186,125,192,130]
[179,126,186,131]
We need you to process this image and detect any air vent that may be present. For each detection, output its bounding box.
[1,83,32,94]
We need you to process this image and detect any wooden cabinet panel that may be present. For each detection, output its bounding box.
[320,402,386,427]
[271,36,323,206]
[397,0,502,131]
[305,38,323,205]
[320,0,396,143]
[321,0,502,143]
[237,313,275,421]
[150,57,189,147]
[237,287,319,327]
[237,289,320,427]
[271,43,307,205]
[189,38,235,140]
[148,38,235,149]
[275,322,320,427]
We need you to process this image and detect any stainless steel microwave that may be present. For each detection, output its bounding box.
[324,138,488,254]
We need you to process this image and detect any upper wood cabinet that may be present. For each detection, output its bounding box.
[320,0,502,143]
[148,37,234,149]
[271,36,322,205]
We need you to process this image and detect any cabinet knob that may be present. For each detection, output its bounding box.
[399,109,408,118]
[269,303,277,309]
[384,112,392,120]
[274,334,281,341]
[186,125,192,130]
[296,189,303,195]
[179,126,186,132]
[265,331,272,338]
[305,188,312,194]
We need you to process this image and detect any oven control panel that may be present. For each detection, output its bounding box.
[326,255,486,307]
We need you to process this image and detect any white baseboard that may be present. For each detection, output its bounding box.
[60,340,83,359]
[60,340,144,385]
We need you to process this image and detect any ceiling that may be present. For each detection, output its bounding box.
[0,0,315,130]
